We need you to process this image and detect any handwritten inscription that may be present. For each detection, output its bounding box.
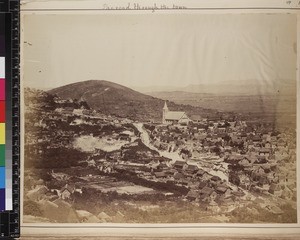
[103,3,187,12]
[286,0,300,6]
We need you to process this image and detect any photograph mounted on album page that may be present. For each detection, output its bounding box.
[20,0,299,230]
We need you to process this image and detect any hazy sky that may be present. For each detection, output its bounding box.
[22,13,297,90]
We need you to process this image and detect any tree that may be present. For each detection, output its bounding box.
[223,134,231,142]
[211,146,222,155]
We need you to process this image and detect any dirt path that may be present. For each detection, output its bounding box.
[133,123,183,161]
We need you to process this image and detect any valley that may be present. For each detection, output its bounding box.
[23,81,297,223]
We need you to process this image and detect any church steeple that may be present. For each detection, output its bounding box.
[163,101,168,110]
[162,101,169,124]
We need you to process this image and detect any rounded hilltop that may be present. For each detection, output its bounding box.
[48,80,164,122]
[48,80,210,122]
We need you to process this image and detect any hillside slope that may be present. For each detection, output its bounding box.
[48,80,215,122]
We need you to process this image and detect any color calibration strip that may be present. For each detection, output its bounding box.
[0,12,5,211]
[0,10,13,212]
[0,0,19,237]
[5,10,13,211]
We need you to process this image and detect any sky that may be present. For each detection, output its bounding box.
[22,13,297,91]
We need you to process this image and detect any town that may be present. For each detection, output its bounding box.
[23,88,297,223]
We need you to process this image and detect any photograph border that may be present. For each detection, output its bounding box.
[20,0,300,238]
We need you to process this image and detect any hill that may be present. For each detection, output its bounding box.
[148,90,296,126]
[148,91,296,113]
[180,79,296,96]
[48,80,216,122]
[133,79,296,96]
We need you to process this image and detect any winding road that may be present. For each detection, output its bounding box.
[133,123,183,161]
[133,122,229,181]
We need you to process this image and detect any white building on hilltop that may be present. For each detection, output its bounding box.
[162,101,190,125]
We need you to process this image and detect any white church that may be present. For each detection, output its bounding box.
[162,101,191,125]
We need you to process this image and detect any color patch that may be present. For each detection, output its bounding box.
[0,123,4,144]
[0,79,4,100]
[0,145,4,167]
[0,57,4,78]
[0,188,5,211]
[0,101,4,122]
[0,166,5,188]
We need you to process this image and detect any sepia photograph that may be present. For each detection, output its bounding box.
[21,12,297,225]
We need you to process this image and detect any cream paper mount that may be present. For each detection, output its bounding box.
[20,0,300,238]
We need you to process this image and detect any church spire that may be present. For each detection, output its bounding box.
[163,101,168,110]
[162,101,168,124]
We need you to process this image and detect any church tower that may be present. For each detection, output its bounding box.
[162,101,169,124]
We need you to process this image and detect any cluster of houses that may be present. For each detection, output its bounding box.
[87,157,242,213]
[24,175,122,223]
[24,89,296,220]
[145,106,296,203]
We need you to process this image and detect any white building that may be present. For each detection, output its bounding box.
[162,101,190,125]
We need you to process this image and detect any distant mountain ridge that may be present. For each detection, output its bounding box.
[181,79,295,95]
[147,90,296,125]
[48,80,214,122]
[134,79,296,96]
